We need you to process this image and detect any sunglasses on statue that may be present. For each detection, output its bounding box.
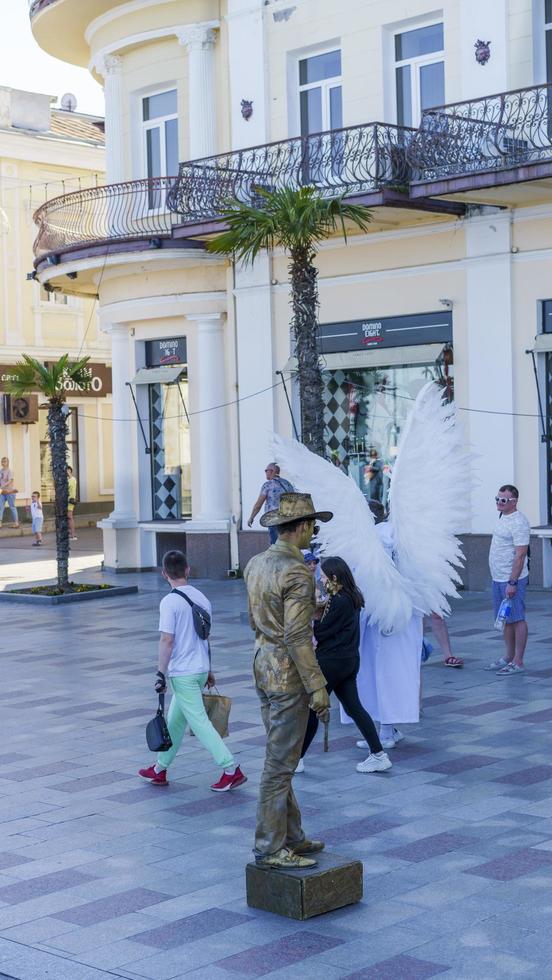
[495,496,515,504]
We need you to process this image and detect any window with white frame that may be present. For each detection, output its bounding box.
[299,49,343,136]
[394,22,444,127]
[142,89,179,206]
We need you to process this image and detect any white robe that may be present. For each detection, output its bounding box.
[341,521,423,727]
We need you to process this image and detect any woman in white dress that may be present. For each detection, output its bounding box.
[347,516,423,749]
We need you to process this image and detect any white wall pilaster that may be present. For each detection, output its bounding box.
[177,23,218,159]
[465,210,514,532]
[103,324,137,523]
[459,0,508,99]
[97,54,125,183]
[188,314,230,523]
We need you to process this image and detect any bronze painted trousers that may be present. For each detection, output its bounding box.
[254,682,311,858]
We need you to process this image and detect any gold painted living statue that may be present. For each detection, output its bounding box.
[244,492,332,869]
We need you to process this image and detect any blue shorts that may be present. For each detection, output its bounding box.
[32,517,43,533]
[492,576,528,623]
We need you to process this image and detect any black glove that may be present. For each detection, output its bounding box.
[154,670,166,693]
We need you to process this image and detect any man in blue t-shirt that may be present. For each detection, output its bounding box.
[247,463,294,544]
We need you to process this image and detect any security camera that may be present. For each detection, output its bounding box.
[439,298,453,309]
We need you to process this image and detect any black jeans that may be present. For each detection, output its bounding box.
[301,655,383,758]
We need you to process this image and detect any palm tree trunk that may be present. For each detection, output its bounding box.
[289,247,325,456]
[47,402,70,589]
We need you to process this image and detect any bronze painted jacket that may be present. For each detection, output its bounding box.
[244,539,327,695]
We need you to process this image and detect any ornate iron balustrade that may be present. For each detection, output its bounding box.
[33,178,180,259]
[166,123,416,222]
[410,83,552,182]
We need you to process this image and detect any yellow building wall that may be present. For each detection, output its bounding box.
[0,150,112,514]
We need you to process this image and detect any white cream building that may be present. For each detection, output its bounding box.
[0,84,111,527]
[28,0,552,585]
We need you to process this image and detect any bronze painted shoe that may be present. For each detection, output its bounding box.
[292,839,325,855]
[255,847,317,869]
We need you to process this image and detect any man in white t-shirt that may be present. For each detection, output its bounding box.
[138,550,246,792]
[485,484,530,675]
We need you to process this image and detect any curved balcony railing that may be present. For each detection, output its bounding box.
[167,123,416,222]
[33,178,180,260]
[410,82,552,183]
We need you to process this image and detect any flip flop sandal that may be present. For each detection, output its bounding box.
[444,656,464,668]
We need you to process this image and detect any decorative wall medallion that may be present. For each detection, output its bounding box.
[273,7,296,22]
[474,39,491,65]
[241,99,253,121]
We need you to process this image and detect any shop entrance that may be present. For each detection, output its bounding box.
[323,362,440,508]
[149,378,191,520]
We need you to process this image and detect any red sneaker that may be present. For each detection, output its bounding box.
[138,765,168,786]
[210,766,247,793]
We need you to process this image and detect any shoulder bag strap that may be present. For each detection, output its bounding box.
[157,692,165,716]
[171,589,212,671]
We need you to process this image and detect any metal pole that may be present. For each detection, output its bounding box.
[125,382,151,453]
[526,350,548,443]
[275,370,300,440]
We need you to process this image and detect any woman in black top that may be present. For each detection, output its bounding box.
[298,557,391,773]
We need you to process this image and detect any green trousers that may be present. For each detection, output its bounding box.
[157,673,235,771]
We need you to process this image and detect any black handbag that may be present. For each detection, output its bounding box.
[146,693,173,752]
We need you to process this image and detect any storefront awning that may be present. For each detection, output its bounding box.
[283,343,446,373]
[132,365,185,385]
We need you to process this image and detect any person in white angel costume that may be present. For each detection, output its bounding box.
[271,382,470,753]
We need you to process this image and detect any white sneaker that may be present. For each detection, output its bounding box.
[381,727,405,749]
[356,752,392,773]
[356,740,368,749]
[294,758,305,774]
[483,657,509,671]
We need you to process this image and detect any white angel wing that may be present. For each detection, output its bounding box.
[271,433,415,633]
[388,382,471,617]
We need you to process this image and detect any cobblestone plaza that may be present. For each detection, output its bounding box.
[0,532,551,978]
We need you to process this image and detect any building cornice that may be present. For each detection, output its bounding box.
[90,20,220,76]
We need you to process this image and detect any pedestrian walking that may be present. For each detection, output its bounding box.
[244,492,331,869]
[296,556,391,776]
[247,463,294,544]
[0,456,19,528]
[139,550,247,791]
[67,466,77,540]
[484,485,530,675]
[30,491,43,546]
[425,612,464,668]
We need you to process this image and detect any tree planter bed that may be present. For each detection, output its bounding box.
[0,584,138,604]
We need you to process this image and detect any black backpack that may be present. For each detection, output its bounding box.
[172,588,212,640]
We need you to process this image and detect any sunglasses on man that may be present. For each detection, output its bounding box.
[495,496,515,504]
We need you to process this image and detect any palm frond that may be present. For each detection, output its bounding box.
[207,186,373,262]
[5,354,91,400]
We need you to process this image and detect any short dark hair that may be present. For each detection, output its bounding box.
[368,499,386,524]
[162,550,188,578]
[499,484,519,498]
[32,490,40,497]
[67,465,73,474]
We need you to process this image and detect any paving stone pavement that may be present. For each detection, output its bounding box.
[0,539,552,978]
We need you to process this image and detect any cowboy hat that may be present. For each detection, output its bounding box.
[260,492,333,528]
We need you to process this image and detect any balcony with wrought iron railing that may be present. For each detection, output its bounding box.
[33,177,186,265]
[166,122,421,228]
[409,82,552,196]
[32,84,552,268]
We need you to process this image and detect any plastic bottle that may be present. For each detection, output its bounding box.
[494,598,512,631]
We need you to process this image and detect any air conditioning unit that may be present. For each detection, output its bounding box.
[3,394,39,424]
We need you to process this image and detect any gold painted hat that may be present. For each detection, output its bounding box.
[260,492,333,528]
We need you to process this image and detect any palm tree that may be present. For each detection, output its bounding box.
[207,185,372,456]
[7,355,91,590]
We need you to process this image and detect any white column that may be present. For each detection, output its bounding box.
[188,314,230,522]
[97,54,125,183]
[106,324,137,523]
[177,23,218,158]
[465,210,514,532]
